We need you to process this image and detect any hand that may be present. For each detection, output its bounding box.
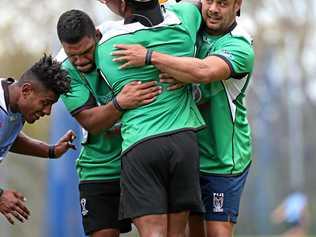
[159,72,186,90]
[116,81,162,109]
[54,130,76,158]
[112,44,147,69]
[0,190,30,224]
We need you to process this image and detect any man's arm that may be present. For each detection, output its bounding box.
[112,44,231,84]
[10,130,76,158]
[73,80,161,134]
[151,52,231,84]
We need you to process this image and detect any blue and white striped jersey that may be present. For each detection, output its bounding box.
[0,79,24,163]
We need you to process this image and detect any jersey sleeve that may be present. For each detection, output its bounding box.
[211,37,255,79]
[60,63,96,116]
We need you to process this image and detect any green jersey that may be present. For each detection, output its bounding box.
[95,3,205,152]
[196,23,255,175]
[58,53,122,181]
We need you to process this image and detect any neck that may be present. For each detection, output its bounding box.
[206,21,237,36]
[124,7,132,18]
[8,83,20,113]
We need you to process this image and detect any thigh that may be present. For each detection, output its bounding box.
[79,181,131,236]
[200,166,250,224]
[168,131,204,214]
[119,138,171,220]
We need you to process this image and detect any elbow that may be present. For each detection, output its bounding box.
[81,122,114,135]
[76,115,102,135]
[81,123,100,135]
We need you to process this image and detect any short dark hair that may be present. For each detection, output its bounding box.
[20,54,70,97]
[57,9,96,44]
[125,0,163,26]
[125,0,159,10]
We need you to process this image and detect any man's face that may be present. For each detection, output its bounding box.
[201,0,241,35]
[62,36,96,73]
[19,84,58,124]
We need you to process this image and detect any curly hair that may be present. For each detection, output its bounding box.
[57,9,96,44]
[20,54,70,96]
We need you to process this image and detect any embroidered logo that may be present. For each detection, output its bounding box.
[213,193,224,212]
[80,198,89,216]
[220,50,234,60]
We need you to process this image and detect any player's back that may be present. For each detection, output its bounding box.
[95,3,205,152]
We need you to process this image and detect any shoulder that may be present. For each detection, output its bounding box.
[167,2,200,17]
[167,3,201,31]
[214,24,254,59]
[229,24,253,46]
[168,2,199,11]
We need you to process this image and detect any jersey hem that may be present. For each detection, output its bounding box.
[122,126,206,156]
[200,161,251,177]
[79,178,120,184]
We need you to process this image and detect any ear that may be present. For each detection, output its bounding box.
[235,0,242,14]
[21,83,33,98]
[96,29,102,42]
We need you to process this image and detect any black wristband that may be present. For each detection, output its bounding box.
[112,97,125,112]
[0,188,4,197]
[48,145,56,159]
[145,49,153,65]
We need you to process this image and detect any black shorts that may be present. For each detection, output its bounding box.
[79,180,132,235]
[119,130,204,220]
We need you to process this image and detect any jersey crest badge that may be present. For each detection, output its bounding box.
[80,198,89,216]
[213,193,224,212]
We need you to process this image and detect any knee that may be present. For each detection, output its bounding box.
[206,221,234,237]
[134,215,167,237]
